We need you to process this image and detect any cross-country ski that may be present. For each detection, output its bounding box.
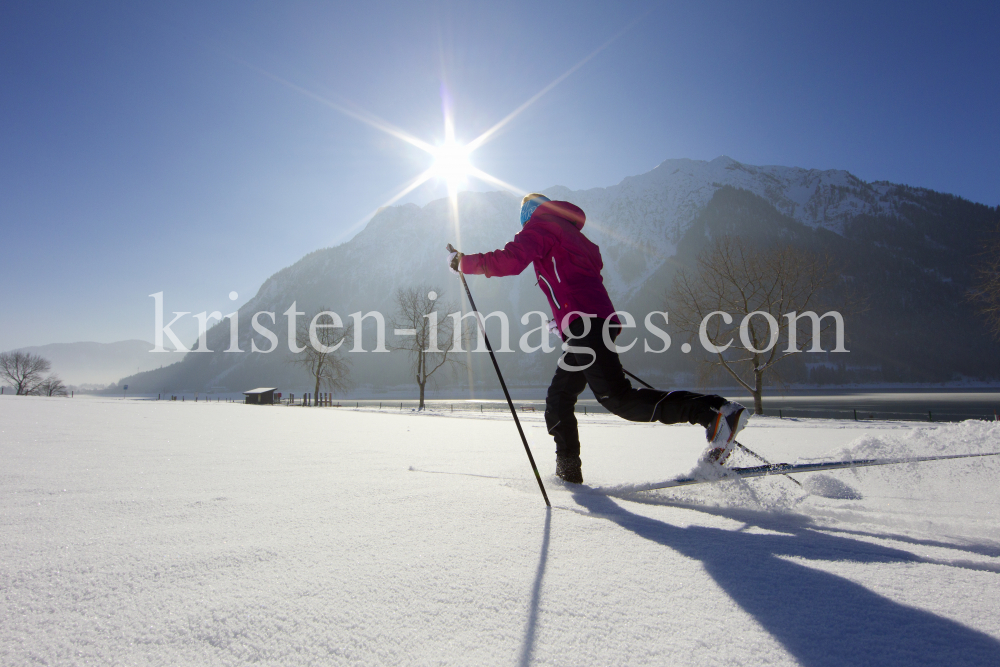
[595,450,1000,493]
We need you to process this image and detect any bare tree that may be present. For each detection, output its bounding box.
[35,375,68,397]
[0,351,52,395]
[669,236,844,415]
[289,309,353,401]
[390,286,466,410]
[972,225,1000,339]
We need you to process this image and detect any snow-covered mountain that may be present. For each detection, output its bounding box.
[546,156,906,300]
[117,157,1000,394]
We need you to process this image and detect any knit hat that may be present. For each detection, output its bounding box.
[519,193,551,226]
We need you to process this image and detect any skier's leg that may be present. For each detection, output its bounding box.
[650,391,728,428]
[545,338,590,483]
[544,362,588,459]
[569,317,726,427]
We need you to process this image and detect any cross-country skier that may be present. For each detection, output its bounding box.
[448,193,748,484]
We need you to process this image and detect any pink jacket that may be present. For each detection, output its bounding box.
[460,200,618,335]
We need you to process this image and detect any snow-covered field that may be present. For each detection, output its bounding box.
[2,396,999,666]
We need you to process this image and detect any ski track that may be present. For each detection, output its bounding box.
[2,395,999,666]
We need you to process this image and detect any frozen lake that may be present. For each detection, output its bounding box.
[117,388,1000,424]
[286,389,1000,423]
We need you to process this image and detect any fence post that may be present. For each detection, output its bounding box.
[928,410,933,422]
[779,408,782,419]
[854,409,858,421]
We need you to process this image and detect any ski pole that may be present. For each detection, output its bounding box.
[620,368,803,488]
[448,244,550,507]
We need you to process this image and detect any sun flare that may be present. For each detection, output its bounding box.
[250,19,640,244]
[430,139,473,191]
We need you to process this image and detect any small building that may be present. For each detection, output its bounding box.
[243,387,278,405]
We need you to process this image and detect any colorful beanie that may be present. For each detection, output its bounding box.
[519,193,551,226]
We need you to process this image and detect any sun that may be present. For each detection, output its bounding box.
[430,138,472,191]
[250,19,639,241]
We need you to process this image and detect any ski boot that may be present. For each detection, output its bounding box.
[556,455,583,484]
[702,402,749,465]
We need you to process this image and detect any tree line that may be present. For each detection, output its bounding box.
[288,289,470,411]
[0,352,67,396]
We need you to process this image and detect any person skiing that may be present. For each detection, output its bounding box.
[448,193,748,484]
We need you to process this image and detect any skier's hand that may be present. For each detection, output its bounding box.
[446,244,464,275]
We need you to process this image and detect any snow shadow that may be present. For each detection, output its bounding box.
[818,525,1000,560]
[571,492,1000,667]
[518,508,551,667]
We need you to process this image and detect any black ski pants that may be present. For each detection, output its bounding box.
[545,317,727,459]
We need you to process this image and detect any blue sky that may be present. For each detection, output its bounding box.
[2,1,998,350]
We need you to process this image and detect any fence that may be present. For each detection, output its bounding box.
[256,399,1000,422]
[145,393,1000,423]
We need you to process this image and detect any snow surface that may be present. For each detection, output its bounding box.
[2,395,999,666]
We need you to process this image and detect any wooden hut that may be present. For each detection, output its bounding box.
[243,387,277,405]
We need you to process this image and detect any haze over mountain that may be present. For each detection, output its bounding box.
[10,340,183,387]
[116,157,1000,396]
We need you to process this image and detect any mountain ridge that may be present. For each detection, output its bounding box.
[112,156,1000,394]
